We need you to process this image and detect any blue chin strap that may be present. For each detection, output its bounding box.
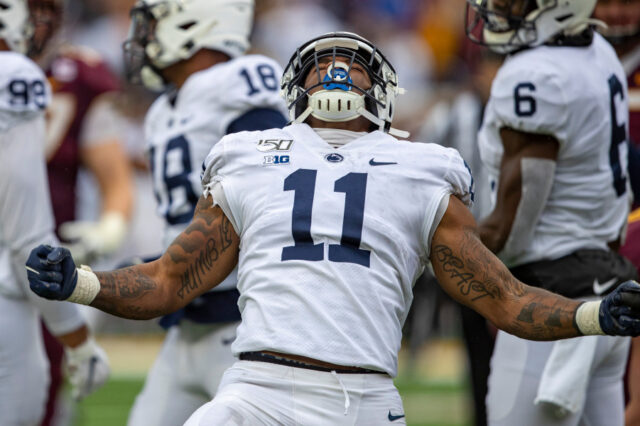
[322,65,353,91]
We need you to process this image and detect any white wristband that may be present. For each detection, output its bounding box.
[575,301,605,336]
[67,265,100,305]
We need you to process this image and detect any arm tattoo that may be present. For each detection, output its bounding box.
[433,227,580,340]
[168,208,235,300]
[91,200,239,320]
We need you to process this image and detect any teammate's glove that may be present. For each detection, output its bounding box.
[599,280,640,336]
[26,245,101,305]
[26,245,78,300]
[59,211,127,264]
[65,338,110,401]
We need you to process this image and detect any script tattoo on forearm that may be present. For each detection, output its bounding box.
[168,205,236,300]
[433,227,579,340]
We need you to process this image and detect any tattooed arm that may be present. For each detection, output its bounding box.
[89,196,239,319]
[430,195,582,340]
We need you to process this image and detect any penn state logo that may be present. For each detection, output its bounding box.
[325,153,344,163]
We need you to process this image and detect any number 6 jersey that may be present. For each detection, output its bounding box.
[478,32,631,267]
[201,123,473,376]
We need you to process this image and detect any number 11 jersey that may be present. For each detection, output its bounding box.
[202,123,473,376]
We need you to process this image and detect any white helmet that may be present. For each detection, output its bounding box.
[0,0,32,54]
[281,32,409,138]
[123,0,254,91]
[465,0,598,53]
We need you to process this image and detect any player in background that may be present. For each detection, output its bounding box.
[121,1,287,424]
[27,1,133,423]
[26,31,640,426]
[593,2,640,424]
[0,1,109,425]
[466,0,636,424]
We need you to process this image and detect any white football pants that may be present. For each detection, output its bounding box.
[184,360,406,426]
[0,295,49,426]
[127,321,239,426]
[487,330,629,426]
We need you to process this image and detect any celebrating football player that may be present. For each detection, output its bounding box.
[27,30,640,425]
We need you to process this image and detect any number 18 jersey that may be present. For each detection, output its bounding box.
[145,54,287,249]
[479,33,630,267]
[202,123,473,376]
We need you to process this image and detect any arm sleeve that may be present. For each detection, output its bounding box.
[0,117,85,335]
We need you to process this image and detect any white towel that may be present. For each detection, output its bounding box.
[534,336,599,418]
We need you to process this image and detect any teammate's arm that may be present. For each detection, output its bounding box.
[28,195,240,320]
[479,128,558,253]
[432,194,583,340]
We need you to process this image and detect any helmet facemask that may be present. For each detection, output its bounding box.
[123,4,166,91]
[27,0,63,57]
[281,32,409,138]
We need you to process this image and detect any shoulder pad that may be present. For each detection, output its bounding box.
[0,52,51,126]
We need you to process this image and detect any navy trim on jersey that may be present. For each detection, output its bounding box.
[629,143,640,204]
[226,107,288,134]
[159,289,242,329]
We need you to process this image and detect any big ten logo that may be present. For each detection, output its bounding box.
[256,139,294,152]
[263,155,291,166]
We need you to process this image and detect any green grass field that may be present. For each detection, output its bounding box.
[72,376,471,426]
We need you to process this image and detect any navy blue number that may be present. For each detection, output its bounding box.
[329,173,370,267]
[514,82,536,117]
[281,169,370,267]
[150,136,199,225]
[281,169,324,261]
[239,64,279,96]
[9,79,47,109]
[608,74,628,197]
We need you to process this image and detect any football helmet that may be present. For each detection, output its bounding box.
[123,0,254,91]
[0,0,32,54]
[465,0,598,53]
[281,32,409,138]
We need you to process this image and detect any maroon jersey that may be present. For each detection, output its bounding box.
[45,46,120,231]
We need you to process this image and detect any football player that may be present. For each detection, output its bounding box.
[466,0,636,424]
[28,1,133,423]
[593,2,640,424]
[0,1,109,424]
[121,1,287,425]
[26,31,640,426]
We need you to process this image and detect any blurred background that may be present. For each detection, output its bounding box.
[52,0,498,425]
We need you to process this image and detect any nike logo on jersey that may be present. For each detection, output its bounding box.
[370,159,397,166]
[388,411,405,422]
[593,277,618,295]
[222,336,235,346]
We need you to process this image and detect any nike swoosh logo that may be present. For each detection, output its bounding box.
[370,159,397,166]
[222,337,235,345]
[593,277,618,295]
[388,410,405,422]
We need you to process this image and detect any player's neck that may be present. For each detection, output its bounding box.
[0,39,10,52]
[306,115,371,133]
[163,49,231,89]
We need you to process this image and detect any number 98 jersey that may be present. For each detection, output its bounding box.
[145,54,287,249]
[479,33,630,267]
[202,123,473,376]
[0,52,51,132]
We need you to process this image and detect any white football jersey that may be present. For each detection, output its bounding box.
[202,123,473,376]
[146,54,287,248]
[0,52,54,298]
[479,33,630,267]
